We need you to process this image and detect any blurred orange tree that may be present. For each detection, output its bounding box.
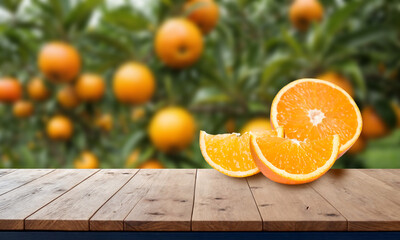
[0,0,399,169]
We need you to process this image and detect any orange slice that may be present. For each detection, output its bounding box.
[271,78,362,156]
[200,129,284,177]
[250,133,340,184]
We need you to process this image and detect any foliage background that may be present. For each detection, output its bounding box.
[0,0,399,169]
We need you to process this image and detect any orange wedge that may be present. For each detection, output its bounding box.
[200,129,284,177]
[250,133,340,184]
[271,78,362,156]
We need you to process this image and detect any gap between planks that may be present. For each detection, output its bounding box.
[88,169,140,231]
[189,169,198,231]
[0,169,55,196]
[22,169,101,230]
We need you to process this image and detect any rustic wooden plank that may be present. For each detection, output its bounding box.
[91,169,157,231]
[360,169,400,190]
[0,169,53,196]
[310,169,400,231]
[124,169,196,231]
[25,169,135,231]
[0,169,16,178]
[247,174,347,231]
[192,169,262,231]
[0,169,97,230]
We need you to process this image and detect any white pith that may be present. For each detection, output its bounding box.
[308,109,325,126]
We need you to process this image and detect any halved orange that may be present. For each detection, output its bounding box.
[271,78,362,156]
[200,129,284,177]
[250,133,340,184]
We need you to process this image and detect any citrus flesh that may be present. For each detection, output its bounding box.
[271,78,362,155]
[200,129,284,177]
[250,133,340,184]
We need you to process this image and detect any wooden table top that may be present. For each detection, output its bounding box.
[0,169,399,232]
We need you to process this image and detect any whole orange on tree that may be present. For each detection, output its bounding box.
[125,150,140,167]
[289,0,323,31]
[184,0,219,34]
[113,62,155,104]
[74,151,99,169]
[13,100,34,118]
[317,71,354,98]
[75,73,105,102]
[0,77,22,103]
[46,115,73,140]
[155,18,203,68]
[95,113,113,132]
[240,118,272,134]
[38,42,81,82]
[57,85,80,109]
[347,137,366,154]
[27,77,49,101]
[139,160,164,169]
[361,106,389,139]
[149,107,196,153]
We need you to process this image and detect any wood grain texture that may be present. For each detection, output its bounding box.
[124,169,196,231]
[360,169,400,190]
[25,169,135,231]
[192,169,262,231]
[310,169,400,231]
[0,169,97,230]
[247,174,347,231]
[0,169,53,196]
[90,169,157,231]
[0,169,16,178]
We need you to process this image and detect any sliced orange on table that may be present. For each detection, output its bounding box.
[250,133,340,184]
[199,129,284,177]
[271,78,362,156]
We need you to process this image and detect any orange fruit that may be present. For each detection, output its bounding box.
[57,85,80,109]
[38,42,81,82]
[13,100,34,118]
[125,150,140,167]
[27,77,49,101]
[113,62,155,104]
[0,77,22,103]
[317,71,354,98]
[95,113,113,132]
[131,107,146,121]
[74,151,99,169]
[155,18,203,68]
[240,118,272,134]
[270,78,362,156]
[47,115,73,140]
[200,129,284,177]
[184,0,219,34]
[139,160,164,169]
[361,106,389,139]
[75,73,105,101]
[347,137,366,154]
[289,0,323,31]
[149,107,196,152]
[250,132,340,184]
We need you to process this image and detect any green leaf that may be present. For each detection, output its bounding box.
[191,87,231,105]
[0,0,20,12]
[282,29,304,57]
[121,131,146,160]
[324,1,363,36]
[260,54,291,88]
[64,0,104,31]
[341,61,367,101]
[102,7,149,31]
